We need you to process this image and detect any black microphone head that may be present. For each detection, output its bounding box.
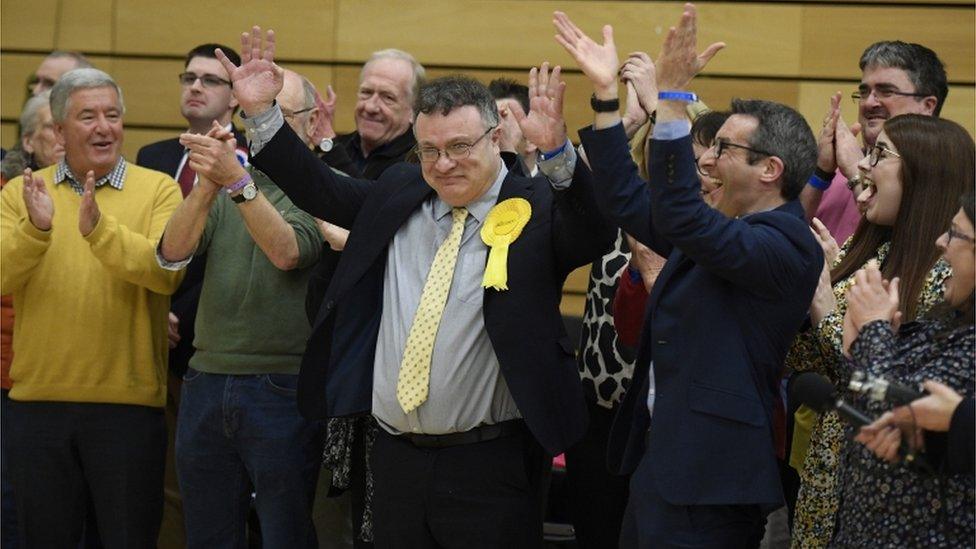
[790,372,836,413]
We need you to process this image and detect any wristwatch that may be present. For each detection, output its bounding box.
[846,173,864,192]
[316,137,334,154]
[231,180,258,204]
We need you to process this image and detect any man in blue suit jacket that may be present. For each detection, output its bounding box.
[207,29,614,547]
[555,6,822,546]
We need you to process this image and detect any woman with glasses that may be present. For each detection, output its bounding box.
[832,190,975,546]
[786,114,973,547]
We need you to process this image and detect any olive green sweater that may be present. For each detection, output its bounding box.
[189,170,322,375]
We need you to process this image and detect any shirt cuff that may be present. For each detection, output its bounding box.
[242,103,284,156]
[537,138,576,190]
[155,239,193,271]
[652,119,691,141]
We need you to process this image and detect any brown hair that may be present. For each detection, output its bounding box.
[832,115,975,320]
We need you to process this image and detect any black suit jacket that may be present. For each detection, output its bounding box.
[251,123,614,455]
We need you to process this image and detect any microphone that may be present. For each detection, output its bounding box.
[792,372,935,473]
[848,371,926,407]
[790,372,874,427]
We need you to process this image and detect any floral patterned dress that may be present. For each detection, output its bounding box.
[832,318,974,547]
[786,241,951,548]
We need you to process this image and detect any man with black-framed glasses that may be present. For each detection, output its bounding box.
[209,26,615,546]
[802,41,947,246]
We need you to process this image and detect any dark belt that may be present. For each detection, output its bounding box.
[397,419,525,449]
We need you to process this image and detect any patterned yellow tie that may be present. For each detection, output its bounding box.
[397,207,469,413]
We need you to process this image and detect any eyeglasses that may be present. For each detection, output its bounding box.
[851,86,929,104]
[946,226,976,246]
[178,72,232,88]
[417,127,495,163]
[866,144,902,167]
[694,156,708,178]
[282,106,315,119]
[713,138,773,160]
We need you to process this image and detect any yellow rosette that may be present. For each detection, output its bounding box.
[480,198,531,290]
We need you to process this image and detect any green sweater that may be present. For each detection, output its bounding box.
[190,169,322,375]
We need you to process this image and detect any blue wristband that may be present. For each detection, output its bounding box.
[658,91,699,102]
[539,141,567,161]
[807,173,831,191]
[627,265,643,284]
[226,172,253,193]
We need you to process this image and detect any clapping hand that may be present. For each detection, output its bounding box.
[78,171,101,236]
[841,260,901,356]
[216,26,284,116]
[22,168,54,231]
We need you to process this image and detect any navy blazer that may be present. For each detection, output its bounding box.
[579,124,822,508]
[250,123,615,455]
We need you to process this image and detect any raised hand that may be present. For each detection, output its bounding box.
[22,168,54,231]
[620,52,658,114]
[809,261,837,326]
[216,26,284,116]
[816,92,842,174]
[495,101,524,154]
[655,3,724,91]
[621,81,649,138]
[834,114,863,180]
[509,63,567,152]
[553,12,619,95]
[845,260,901,331]
[810,217,840,266]
[311,85,338,142]
[78,171,101,236]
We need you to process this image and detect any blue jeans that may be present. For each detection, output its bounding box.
[176,369,322,549]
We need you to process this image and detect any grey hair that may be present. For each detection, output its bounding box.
[730,99,816,201]
[50,68,125,123]
[414,75,499,130]
[46,50,93,70]
[859,41,948,116]
[300,76,317,111]
[19,90,52,138]
[362,48,426,102]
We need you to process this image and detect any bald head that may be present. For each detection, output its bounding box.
[279,69,318,147]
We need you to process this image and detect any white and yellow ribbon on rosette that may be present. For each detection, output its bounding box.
[480,198,531,290]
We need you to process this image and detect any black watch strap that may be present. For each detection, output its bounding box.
[590,94,620,113]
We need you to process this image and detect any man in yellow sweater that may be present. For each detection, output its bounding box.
[0,68,184,547]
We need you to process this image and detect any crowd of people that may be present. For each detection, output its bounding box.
[1,3,973,548]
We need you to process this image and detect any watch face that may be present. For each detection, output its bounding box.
[319,138,334,152]
[242,183,258,200]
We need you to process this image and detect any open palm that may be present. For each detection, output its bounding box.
[553,12,619,90]
[217,26,284,114]
[512,63,567,152]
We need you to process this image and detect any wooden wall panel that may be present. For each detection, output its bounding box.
[1,124,18,153]
[114,0,337,60]
[111,58,188,127]
[1,54,46,122]
[335,1,804,78]
[57,0,114,53]
[800,5,976,82]
[0,0,59,50]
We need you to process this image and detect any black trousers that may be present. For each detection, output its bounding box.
[6,400,166,549]
[564,398,630,548]
[371,425,548,549]
[619,445,765,549]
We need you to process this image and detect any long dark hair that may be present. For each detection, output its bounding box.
[832,115,975,321]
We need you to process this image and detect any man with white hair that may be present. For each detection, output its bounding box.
[0,67,183,546]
